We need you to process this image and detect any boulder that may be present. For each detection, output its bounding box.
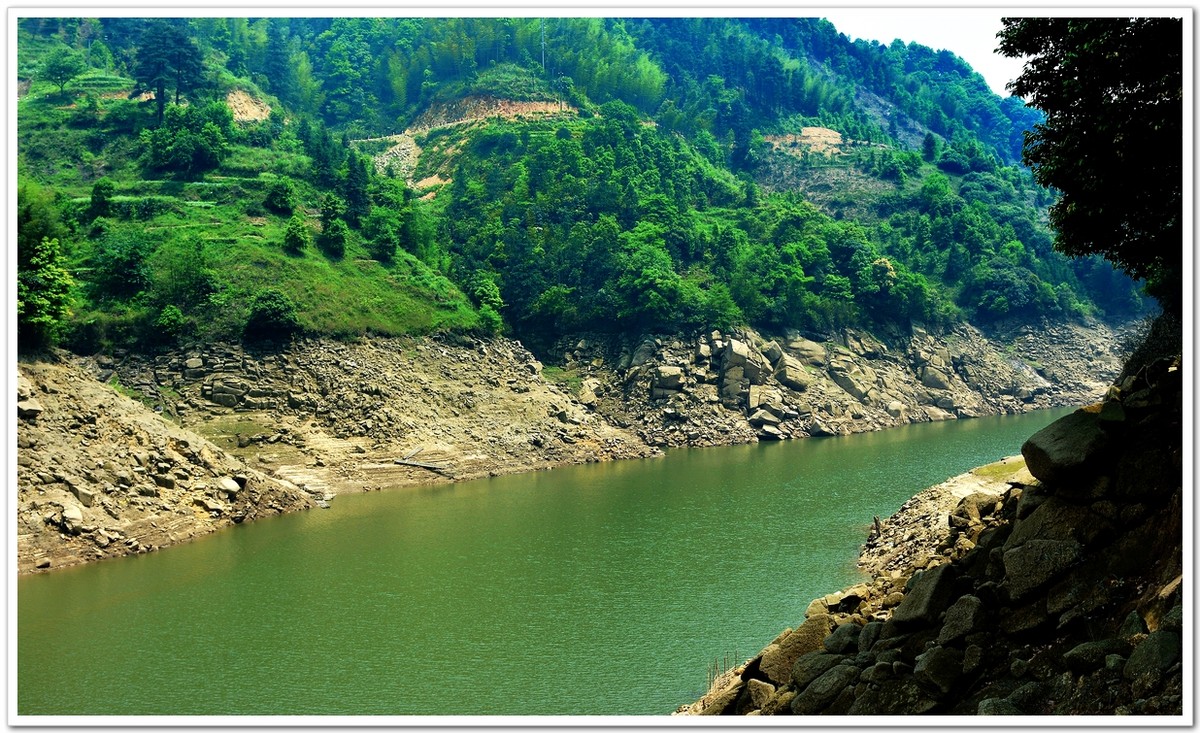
[760,614,835,685]
[791,652,844,689]
[629,340,657,368]
[184,357,204,370]
[218,477,242,498]
[61,503,84,535]
[1002,539,1082,601]
[823,622,862,654]
[913,645,963,696]
[920,366,953,390]
[1063,638,1132,674]
[1020,409,1110,486]
[788,338,827,366]
[1123,631,1181,695]
[828,363,874,402]
[892,564,957,628]
[937,595,986,644]
[774,355,812,392]
[17,399,45,420]
[790,664,860,714]
[761,340,784,365]
[653,366,685,391]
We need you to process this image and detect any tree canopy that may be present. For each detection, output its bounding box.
[998,17,1183,315]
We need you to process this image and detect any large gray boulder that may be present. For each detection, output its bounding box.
[774,355,811,392]
[892,563,957,628]
[1020,409,1110,486]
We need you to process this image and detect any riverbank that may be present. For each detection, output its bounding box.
[676,353,1183,716]
[17,317,1133,574]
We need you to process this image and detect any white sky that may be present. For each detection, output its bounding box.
[820,9,1027,96]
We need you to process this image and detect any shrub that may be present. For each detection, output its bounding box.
[263,176,296,215]
[283,214,312,254]
[243,287,300,341]
[318,218,348,259]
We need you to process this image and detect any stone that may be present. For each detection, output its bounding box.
[790,664,860,714]
[761,340,784,365]
[195,497,225,513]
[1020,409,1110,486]
[913,645,963,696]
[653,366,685,390]
[823,622,862,654]
[978,698,1022,715]
[760,614,835,685]
[184,357,204,370]
[774,355,812,392]
[1123,631,1181,694]
[70,485,97,508]
[61,503,84,534]
[791,652,844,689]
[211,393,239,408]
[788,338,827,366]
[937,595,986,645]
[629,340,657,368]
[748,409,781,427]
[920,366,953,390]
[858,621,884,654]
[17,399,45,420]
[218,477,242,497]
[1002,539,1082,601]
[846,677,938,715]
[885,401,905,418]
[746,678,775,710]
[892,564,957,628]
[1063,638,1132,674]
[725,338,754,367]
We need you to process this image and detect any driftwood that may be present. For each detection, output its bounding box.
[393,450,453,477]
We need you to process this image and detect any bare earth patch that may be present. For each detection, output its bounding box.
[226,89,271,122]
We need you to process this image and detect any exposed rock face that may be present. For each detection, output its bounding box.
[677,354,1182,717]
[16,357,316,575]
[548,319,1130,452]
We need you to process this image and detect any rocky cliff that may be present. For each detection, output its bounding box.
[676,352,1182,717]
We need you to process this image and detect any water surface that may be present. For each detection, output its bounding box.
[17,407,1072,716]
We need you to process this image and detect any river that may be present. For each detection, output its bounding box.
[17,406,1072,717]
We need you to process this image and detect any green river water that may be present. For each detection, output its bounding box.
[17,407,1072,717]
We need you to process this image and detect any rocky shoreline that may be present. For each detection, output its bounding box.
[675,354,1182,717]
[17,316,1135,575]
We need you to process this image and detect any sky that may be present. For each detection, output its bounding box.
[820,9,1028,96]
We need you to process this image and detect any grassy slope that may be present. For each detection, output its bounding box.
[17,43,480,344]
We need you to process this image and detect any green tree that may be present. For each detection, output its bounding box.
[87,177,115,220]
[998,17,1183,315]
[18,237,74,349]
[39,47,87,94]
[132,20,205,125]
[283,213,312,254]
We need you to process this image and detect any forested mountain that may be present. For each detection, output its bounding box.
[16,16,1148,354]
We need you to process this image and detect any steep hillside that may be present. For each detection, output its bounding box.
[16,17,1148,361]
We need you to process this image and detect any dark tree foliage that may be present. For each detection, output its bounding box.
[244,288,301,341]
[998,17,1183,315]
[132,20,204,124]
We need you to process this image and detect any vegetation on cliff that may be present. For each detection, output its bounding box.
[16,17,1150,355]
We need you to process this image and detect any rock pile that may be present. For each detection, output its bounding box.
[16,356,316,574]
[678,355,1182,716]
[555,319,1128,450]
